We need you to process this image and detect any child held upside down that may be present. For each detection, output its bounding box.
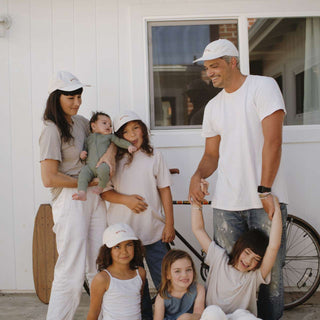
[73,112,136,201]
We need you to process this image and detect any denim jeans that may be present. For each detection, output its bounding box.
[212,204,287,320]
[141,239,168,320]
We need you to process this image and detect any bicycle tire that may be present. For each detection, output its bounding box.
[284,214,320,310]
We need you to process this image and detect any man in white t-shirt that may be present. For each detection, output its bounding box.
[188,39,288,320]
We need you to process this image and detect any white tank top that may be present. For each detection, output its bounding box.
[102,269,142,320]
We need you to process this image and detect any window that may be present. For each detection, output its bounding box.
[148,20,238,129]
[249,17,320,125]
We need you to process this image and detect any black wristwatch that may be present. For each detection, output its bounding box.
[257,185,271,193]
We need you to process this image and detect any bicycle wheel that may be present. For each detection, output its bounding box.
[284,214,320,310]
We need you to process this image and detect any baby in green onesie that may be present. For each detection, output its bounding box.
[72,112,136,201]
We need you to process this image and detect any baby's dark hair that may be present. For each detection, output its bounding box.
[228,229,269,270]
[159,249,197,299]
[89,112,111,132]
[96,239,144,271]
[115,120,153,165]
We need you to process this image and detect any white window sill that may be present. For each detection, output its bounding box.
[150,125,320,148]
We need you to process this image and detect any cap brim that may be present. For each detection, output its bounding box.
[193,53,223,63]
[114,114,142,132]
[193,52,238,63]
[106,235,139,248]
[48,83,90,94]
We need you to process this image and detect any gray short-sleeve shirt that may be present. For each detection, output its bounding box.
[39,115,89,200]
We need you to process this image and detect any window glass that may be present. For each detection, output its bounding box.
[148,20,238,129]
[248,17,320,125]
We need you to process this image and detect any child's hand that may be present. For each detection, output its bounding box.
[200,179,210,196]
[128,145,137,154]
[162,224,175,243]
[261,193,277,221]
[126,194,148,213]
[189,175,208,206]
[80,151,88,160]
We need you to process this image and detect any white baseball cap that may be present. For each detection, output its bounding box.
[103,223,138,248]
[193,39,239,63]
[48,71,89,94]
[113,110,142,132]
[200,306,227,320]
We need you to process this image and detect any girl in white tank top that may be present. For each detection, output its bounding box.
[87,223,146,320]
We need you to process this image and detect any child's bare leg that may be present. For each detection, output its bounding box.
[91,186,104,195]
[72,190,87,201]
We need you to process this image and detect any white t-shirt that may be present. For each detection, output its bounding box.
[39,115,89,201]
[205,241,270,316]
[106,149,171,245]
[202,75,288,210]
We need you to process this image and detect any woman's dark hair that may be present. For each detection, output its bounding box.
[96,239,144,272]
[228,229,269,270]
[43,88,83,143]
[159,250,196,299]
[89,112,110,132]
[115,120,153,165]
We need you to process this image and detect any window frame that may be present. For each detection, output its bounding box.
[147,18,240,130]
[142,12,320,146]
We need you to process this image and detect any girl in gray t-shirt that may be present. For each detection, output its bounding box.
[192,181,282,319]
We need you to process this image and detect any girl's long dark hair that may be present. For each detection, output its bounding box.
[115,120,153,165]
[96,240,144,272]
[43,88,83,143]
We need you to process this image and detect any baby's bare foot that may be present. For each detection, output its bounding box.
[72,190,87,201]
[91,186,103,195]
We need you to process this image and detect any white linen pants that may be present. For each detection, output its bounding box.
[46,187,107,320]
[200,306,260,320]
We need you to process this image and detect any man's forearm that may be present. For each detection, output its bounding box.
[193,153,219,179]
[260,109,284,188]
[260,141,282,188]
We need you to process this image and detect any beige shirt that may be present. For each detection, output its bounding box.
[39,115,89,201]
[205,241,270,316]
[105,149,171,245]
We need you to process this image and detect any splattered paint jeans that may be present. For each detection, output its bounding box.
[212,203,287,320]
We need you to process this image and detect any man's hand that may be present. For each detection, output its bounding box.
[80,151,87,160]
[261,193,275,220]
[125,195,148,213]
[189,175,206,206]
[162,224,175,243]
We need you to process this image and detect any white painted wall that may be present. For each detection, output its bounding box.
[0,0,320,292]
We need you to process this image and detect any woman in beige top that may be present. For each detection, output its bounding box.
[39,71,112,320]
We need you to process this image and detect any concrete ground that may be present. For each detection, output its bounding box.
[0,291,319,320]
